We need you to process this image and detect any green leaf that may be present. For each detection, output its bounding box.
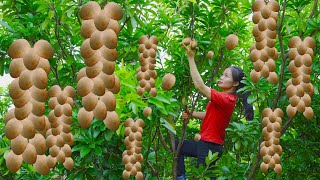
[80,146,91,158]
[160,117,176,134]
[0,20,14,32]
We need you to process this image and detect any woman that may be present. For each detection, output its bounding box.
[176,42,254,180]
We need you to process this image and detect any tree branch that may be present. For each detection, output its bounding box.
[120,0,140,32]
[157,126,171,152]
[146,160,160,179]
[190,3,195,39]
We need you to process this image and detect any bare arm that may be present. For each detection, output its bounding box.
[192,111,206,120]
[182,43,211,99]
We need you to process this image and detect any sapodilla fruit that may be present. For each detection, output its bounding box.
[5,118,23,140]
[77,68,86,82]
[78,107,93,128]
[102,29,118,49]
[252,25,262,37]
[135,132,143,141]
[61,144,72,157]
[31,99,45,116]
[101,46,118,62]
[8,39,31,58]
[94,11,110,31]
[266,29,276,39]
[139,79,147,87]
[288,36,302,48]
[260,162,268,173]
[100,91,116,111]
[124,118,134,127]
[80,1,100,20]
[9,79,25,99]
[139,35,148,44]
[6,151,23,173]
[77,77,94,97]
[22,143,37,164]
[286,105,297,118]
[63,103,73,117]
[99,73,115,89]
[11,135,28,155]
[253,60,264,72]
[250,70,260,83]
[104,111,120,131]
[92,77,105,96]
[149,48,156,58]
[289,95,300,107]
[274,108,284,118]
[136,118,146,128]
[266,18,277,31]
[107,19,120,35]
[267,0,280,12]
[93,101,107,120]
[123,170,130,180]
[250,49,260,62]
[13,90,30,108]
[297,44,307,55]
[109,75,120,94]
[303,107,314,120]
[139,44,146,53]
[150,88,157,97]
[302,54,312,67]
[261,6,272,19]
[267,72,278,84]
[33,155,50,175]
[5,109,15,124]
[86,58,103,78]
[49,145,60,157]
[90,30,105,50]
[252,12,262,24]
[137,71,144,81]
[294,55,303,67]
[144,82,151,92]
[56,150,66,163]
[80,39,96,59]
[266,39,276,48]
[194,133,201,142]
[29,133,47,155]
[48,85,62,97]
[255,39,267,51]
[21,118,36,139]
[207,51,214,59]
[54,104,64,117]
[150,36,158,45]
[9,58,26,78]
[190,41,198,49]
[46,155,56,168]
[37,57,51,75]
[63,86,76,98]
[274,164,282,174]
[303,36,316,48]
[101,59,115,75]
[258,19,268,31]
[104,2,123,20]
[18,70,33,90]
[265,58,276,72]
[144,40,152,49]
[182,37,192,46]
[34,40,54,59]
[252,0,265,12]
[301,93,311,107]
[296,84,304,97]
[288,48,299,60]
[296,100,305,113]
[143,107,152,118]
[137,86,144,96]
[14,101,32,120]
[62,124,71,133]
[85,51,101,67]
[162,73,176,91]
[63,157,74,170]
[32,68,48,89]
[260,65,270,78]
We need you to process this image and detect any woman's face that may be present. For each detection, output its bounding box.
[218,68,239,91]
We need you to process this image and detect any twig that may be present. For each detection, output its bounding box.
[120,0,141,32]
[146,160,160,179]
[190,3,195,39]
[157,126,171,152]
[300,0,318,37]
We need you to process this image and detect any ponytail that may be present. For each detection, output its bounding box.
[230,66,254,121]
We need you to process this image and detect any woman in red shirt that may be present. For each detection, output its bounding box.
[176,43,254,180]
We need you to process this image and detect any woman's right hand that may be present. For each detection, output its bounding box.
[181,110,190,120]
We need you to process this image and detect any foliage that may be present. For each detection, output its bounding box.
[0,0,319,179]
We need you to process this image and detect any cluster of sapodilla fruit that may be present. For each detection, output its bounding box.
[286,36,315,120]
[137,35,159,96]
[5,39,61,174]
[46,85,76,173]
[122,118,145,180]
[260,108,283,174]
[250,0,280,84]
[77,1,122,130]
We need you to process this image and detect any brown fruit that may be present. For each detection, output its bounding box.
[302,65,312,75]
[194,133,201,142]
[286,105,296,118]
[260,65,270,78]
[296,100,305,113]
[63,86,76,98]
[78,107,93,128]
[267,0,280,11]
[301,93,311,107]
[137,71,144,81]
[49,145,60,157]
[261,7,271,19]
[22,143,37,164]
[77,68,87,82]
[80,39,96,59]
[270,12,278,21]
[274,108,284,118]
[302,54,312,67]
[101,59,115,75]
[252,12,262,24]
[100,91,116,111]
[104,2,123,20]
[11,135,28,155]
[80,1,100,20]
[34,40,54,59]
[250,49,260,62]
[150,88,157,97]
[81,19,97,38]
[206,51,214,59]
[63,157,74,170]
[13,90,30,108]
[265,58,275,71]
[31,98,45,116]
[94,11,110,31]
[148,48,156,58]
[18,70,33,90]
[182,37,192,46]
[268,158,276,169]
[289,36,302,48]
[124,118,134,127]
[62,124,71,133]
[9,79,25,99]
[260,162,268,173]
[260,146,268,156]
[101,46,118,62]
[102,29,118,49]
[14,102,32,120]
[297,44,307,55]
[93,101,107,120]
[103,111,120,131]
[139,35,148,44]
[77,77,94,97]
[109,75,120,94]
[252,0,266,12]
[21,118,36,139]
[135,119,145,128]
[253,60,264,72]
[32,68,48,89]
[9,58,27,78]
[135,132,142,141]
[150,36,158,45]
[144,82,151,92]
[123,170,131,180]
[138,44,146,53]
[33,155,50,175]
[92,76,105,96]
[5,109,15,124]
[303,36,315,48]
[266,29,276,39]
[62,103,73,117]
[252,25,262,37]
[267,72,278,84]
[144,40,152,49]
[85,51,101,67]
[48,85,61,97]
[8,39,31,58]
[262,108,272,117]
[225,34,238,50]
[107,19,120,35]
[5,118,23,140]
[286,84,296,97]
[143,107,152,118]
[137,86,144,96]
[46,155,56,168]
[266,18,276,31]
[303,107,314,120]
[149,78,155,87]
[6,151,23,173]
[162,73,176,91]
[56,150,66,163]
[151,44,157,52]
[250,70,260,83]
[274,164,282,174]
[296,84,304,97]
[258,19,268,31]
[139,79,147,88]
[29,133,47,155]
[255,39,267,51]
[266,38,275,48]
[289,95,300,107]
[89,30,104,50]
[54,104,64,117]
[37,58,52,75]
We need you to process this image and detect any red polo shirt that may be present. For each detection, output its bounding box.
[200,89,237,144]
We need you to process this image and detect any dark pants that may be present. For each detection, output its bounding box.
[176,140,223,178]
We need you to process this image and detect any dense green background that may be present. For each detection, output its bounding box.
[0,0,319,179]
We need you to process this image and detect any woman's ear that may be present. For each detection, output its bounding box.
[233,81,240,87]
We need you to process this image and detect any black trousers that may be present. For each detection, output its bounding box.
[176,140,223,177]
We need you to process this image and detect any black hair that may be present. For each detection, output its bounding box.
[229,66,254,121]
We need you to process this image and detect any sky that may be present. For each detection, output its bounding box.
[0,74,13,88]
